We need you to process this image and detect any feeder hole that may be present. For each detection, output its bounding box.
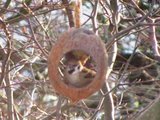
[58,50,97,88]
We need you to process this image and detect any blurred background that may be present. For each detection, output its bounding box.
[0,0,160,119]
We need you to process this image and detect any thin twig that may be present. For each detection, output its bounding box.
[91,0,99,34]
[27,19,48,58]
[0,18,14,120]
[62,0,75,27]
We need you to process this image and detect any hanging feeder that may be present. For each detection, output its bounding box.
[48,28,108,103]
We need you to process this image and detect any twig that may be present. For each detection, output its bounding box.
[6,2,67,24]
[27,19,48,58]
[62,0,75,27]
[22,2,52,45]
[106,12,151,50]
[0,18,14,120]
[56,95,63,120]
[91,0,99,34]
[148,18,160,60]
[89,97,105,120]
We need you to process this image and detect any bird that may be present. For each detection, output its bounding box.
[63,59,96,88]
[64,50,90,65]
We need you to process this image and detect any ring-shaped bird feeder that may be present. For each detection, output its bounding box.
[48,28,108,103]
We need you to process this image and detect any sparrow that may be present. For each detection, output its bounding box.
[64,59,96,88]
[65,50,90,65]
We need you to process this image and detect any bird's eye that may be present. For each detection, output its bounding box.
[77,65,80,69]
[68,69,75,74]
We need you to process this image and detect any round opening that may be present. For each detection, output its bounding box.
[58,50,97,88]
